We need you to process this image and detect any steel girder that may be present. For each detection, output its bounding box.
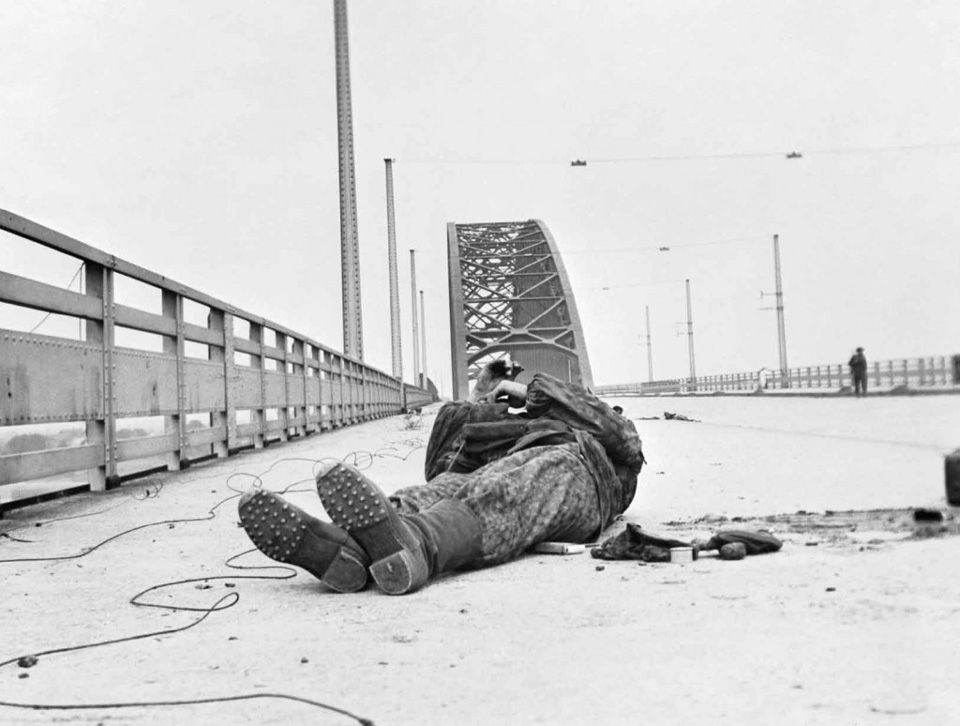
[448,219,594,399]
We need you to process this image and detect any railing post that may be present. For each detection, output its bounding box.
[360,365,368,421]
[300,341,312,435]
[337,355,345,426]
[343,359,351,423]
[352,362,360,422]
[276,332,289,442]
[84,262,117,491]
[325,351,336,427]
[249,322,266,448]
[887,360,894,387]
[918,358,926,387]
[208,310,235,458]
[162,290,186,471]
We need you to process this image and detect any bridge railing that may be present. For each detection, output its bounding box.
[595,354,960,396]
[1,209,432,506]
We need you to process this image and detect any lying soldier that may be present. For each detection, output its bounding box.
[238,364,645,595]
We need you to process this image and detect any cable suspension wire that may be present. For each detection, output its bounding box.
[29,262,85,334]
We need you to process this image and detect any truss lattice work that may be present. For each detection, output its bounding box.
[448,219,594,399]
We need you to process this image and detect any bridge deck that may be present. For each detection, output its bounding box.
[2,397,958,725]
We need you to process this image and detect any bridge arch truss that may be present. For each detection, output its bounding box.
[447,219,594,399]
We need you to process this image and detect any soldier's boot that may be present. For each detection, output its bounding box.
[315,462,482,595]
[238,489,370,593]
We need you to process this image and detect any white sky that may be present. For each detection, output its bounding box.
[3,0,959,392]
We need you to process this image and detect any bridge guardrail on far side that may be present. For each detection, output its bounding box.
[0,208,433,508]
[596,354,960,396]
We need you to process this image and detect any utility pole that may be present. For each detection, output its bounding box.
[686,279,697,391]
[333,0,362,359]
[645,304,654,382]
[419,289,428,389]
[773,234,789,384]
[410,250,420,387]
[384,159,402,379]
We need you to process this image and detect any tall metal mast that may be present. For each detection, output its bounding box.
[686,279,697,390]
[333,0,362,359]
[645,304,653,382]
[384,159,402,378]
[773,234,789,380]
[419,289,428,389]
[410,249,420,386]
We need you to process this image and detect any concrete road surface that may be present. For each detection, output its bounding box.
[1,394,958,725]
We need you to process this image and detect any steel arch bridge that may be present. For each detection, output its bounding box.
[447,219,594,399]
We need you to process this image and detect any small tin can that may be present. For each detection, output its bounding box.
[670,547,694,564]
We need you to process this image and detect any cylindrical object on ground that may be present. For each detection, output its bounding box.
[670,546,694,563]
[946,449,960,506]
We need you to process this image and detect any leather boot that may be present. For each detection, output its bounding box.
[238,489,370,593]
[316,462,482,595]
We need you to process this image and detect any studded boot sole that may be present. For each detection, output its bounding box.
[315,462,429,595]
[238,489,370,593]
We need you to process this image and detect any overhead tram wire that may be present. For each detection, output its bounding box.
[562,234,772,256]
[573,235,774,292]
[580,279,689,293]
[394,139,960,166]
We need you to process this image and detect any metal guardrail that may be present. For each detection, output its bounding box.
[0,209,433,504]
[596,355,960,396]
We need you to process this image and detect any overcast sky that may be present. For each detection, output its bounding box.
[3,0,959,391]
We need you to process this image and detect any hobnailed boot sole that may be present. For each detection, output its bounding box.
[238,489,369,593]
[315,462,428,595]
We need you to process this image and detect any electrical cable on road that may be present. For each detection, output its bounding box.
[0,434,428,724]
[625,415,951,455]
[691,418,953,454]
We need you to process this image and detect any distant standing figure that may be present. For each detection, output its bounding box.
[848,347,868,396]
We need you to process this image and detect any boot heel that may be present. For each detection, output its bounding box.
[370,546,430,595]
[323,549,369,593]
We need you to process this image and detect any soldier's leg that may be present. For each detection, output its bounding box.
[390,473,468,514]
[451,443,601,565]
[315,444,600,594]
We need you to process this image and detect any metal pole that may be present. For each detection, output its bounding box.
[333,0,363,360]
[420,289,428,389]
[384,159,402,379]
[686,279,697,391]
[773,234,789,383]
[410,249,420,387]
[645,304,653,382]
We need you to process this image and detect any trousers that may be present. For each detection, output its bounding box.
[390,441,601,567]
